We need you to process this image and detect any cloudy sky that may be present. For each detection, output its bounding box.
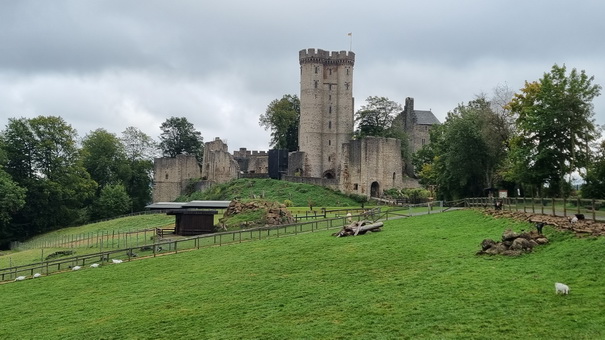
[1,0,604,152]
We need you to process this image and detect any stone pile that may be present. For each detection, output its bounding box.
[483,209,605,237]
[223,200,295,227]
[477,229,549,256]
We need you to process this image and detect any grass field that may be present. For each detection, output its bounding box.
[2,209,604,339]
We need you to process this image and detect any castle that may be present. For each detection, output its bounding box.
[151,48,439,203]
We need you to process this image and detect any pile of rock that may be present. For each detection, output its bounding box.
[223,200,295,227]
[477,229,549,256]
[483,209,605,237]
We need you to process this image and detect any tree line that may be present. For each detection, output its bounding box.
[0,116,204,249]
[260,64,604,201]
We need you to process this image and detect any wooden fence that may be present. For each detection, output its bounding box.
[1,203,447,282]
[465,197,605,222]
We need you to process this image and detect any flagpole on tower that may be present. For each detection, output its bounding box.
[347,32,352,51]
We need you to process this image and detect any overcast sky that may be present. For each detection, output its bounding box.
[1,0,604,152]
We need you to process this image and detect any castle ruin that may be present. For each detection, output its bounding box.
[151,48,439,202]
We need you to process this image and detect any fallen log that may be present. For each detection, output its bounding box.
[332,221,383,237]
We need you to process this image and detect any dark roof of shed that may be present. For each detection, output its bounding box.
[415,110,440,125]
[167,209,218,215]
[146,200,231,210]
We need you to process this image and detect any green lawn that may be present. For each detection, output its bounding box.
[2,209,604,339]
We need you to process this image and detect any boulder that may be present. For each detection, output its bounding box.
[502,229,519,241]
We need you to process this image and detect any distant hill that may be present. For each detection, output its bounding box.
[177,178,367,207]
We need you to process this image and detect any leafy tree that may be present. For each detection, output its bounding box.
[0,168,26,248]
[81,129,129,190]
[259,94,300,151]
[2,116,96,238]
[413,97,511,200]
[507,64,602,197]
[91,184,132,220]
[582,141,605,199]
[122,126,158,161]
[121,127,156,211]
[159,117,204,162]
[354,96,402,139]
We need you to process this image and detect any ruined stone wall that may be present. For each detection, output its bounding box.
[339,137,403,197]
[411,124,431,154]
[233,148,268,174]
[152,154,201,202]
[201,137,240,184]
[298,48,355,178]
[282,175,339,191]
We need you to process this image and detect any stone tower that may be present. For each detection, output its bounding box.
[297,48,355,178]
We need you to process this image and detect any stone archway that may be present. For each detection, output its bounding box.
[323,169,335,179]
[370,181,380,197]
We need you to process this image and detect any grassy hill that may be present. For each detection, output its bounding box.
[2,209,604,339]
[178,178,367,207]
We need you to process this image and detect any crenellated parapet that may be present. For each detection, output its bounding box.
[299,48,355,65]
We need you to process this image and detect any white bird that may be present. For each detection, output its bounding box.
[33,273,42,278]
[72,266,82,271]
[14,276,26,281]
[90,263,100,268]
[112,259,123,264]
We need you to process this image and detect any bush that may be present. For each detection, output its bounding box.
[283,199,293,207]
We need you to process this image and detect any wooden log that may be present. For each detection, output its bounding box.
[334,221,383,237]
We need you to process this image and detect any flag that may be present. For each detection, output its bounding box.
[347,32,352,36]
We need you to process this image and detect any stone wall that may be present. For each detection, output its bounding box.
[233,148,268,174]
[339,136,403,197]
[152,154,201,203]
[282,175,339,191]
[201,137,240,184]
[298,48,355,178]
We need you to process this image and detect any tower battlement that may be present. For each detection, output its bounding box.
[299,48,355,65]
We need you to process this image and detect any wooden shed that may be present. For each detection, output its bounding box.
[167,210,218,236]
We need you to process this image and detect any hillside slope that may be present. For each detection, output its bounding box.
[178,178,366,207]
[2,210,604,339]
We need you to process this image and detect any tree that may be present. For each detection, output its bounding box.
[81,129,129,190]
[413,96,511,200]
[507,64,602,197]
[259,94,300,151]
[91,184,132,220]
[121,127,156,211]
[121,126,158,161]
[354,96,402,139]
[2,116,96,238]
[159,117,204,162]
[582,141,605,199]
[0,168,26,248]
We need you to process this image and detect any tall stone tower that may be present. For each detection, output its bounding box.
[297,48,355,178]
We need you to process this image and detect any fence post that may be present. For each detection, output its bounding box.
[592,199,596,221]
[523,197,526,213]
[551,198,556,216]
[563,197,567,218]
[577,197,581,214]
